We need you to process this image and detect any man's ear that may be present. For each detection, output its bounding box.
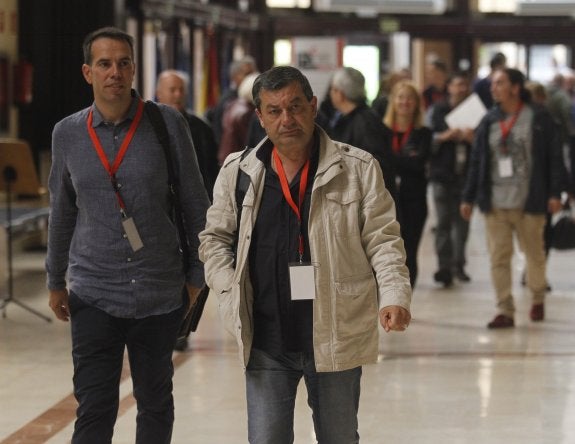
[82,64,92,85]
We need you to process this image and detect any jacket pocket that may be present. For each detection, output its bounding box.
[334,273,378,339]
[325,186,362,236]
[215,284,239,337]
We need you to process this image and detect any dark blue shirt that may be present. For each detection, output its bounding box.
[47,93,209,318]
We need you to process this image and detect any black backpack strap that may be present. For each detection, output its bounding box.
[235,146,254,229]
[145,100,190,269]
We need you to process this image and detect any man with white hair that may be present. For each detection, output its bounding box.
[328,66,396,198]
[156,69,219,201]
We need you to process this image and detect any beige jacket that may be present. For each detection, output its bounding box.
[199,127,411,372]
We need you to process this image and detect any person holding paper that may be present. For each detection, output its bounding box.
[427,71,474,286]
[199,66,411,443]
[460,68,565,329]
[46,27,209,442]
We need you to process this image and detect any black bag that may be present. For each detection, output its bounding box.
[177,285,210,340]
[146,101,209,338]
[552,214,575,250]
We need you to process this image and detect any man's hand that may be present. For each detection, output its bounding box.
[379,305,411,332]
[185,284,204,316]
[49,289,70,322]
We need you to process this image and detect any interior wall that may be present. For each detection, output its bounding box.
[411,38,453,90]
[0,0,18,138]
[18,0,117,157]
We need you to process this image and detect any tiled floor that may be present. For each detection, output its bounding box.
[1,211,574,444]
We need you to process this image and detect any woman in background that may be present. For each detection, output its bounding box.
[383,80,431,287]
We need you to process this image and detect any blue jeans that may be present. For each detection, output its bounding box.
[246,348,361,444]
[69,291,184,444]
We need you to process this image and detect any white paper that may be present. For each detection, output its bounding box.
[445,93,487,130]
[289,264,316,300]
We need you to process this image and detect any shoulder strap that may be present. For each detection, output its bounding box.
[235,146,254,228]
[235,146,253,210]
[145,100,190,269]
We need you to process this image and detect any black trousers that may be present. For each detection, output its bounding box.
[397,197,428,288]
[69,291,184,444]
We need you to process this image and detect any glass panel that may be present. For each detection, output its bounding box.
[478,0,516,13]
[529,45,570,83]
[274,39,292,66]
[267,0,311,7]
[343,46,380,103]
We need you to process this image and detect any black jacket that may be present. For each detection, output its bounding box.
[328,103,397,199]
[462,103,566,214]
[382,124,431,202]
[428,100,471,184]
[183,111,219,201]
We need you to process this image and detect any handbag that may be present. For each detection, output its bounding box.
[551,200,575,250]
[145,100,209,338]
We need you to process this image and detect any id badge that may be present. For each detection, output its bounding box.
[498,156,513,178]
[122,217,144,252]
[289,263,315,300]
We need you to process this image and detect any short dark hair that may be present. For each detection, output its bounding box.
[499,68,531,103]
[83,27,134,65]
[490,52,507,70]
[447,70,470,84]
[429,59,448,73]
[252,66,314,110]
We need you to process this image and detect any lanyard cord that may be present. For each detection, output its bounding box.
[498,102,523,154]
[392,122,413,154]
[86,100,145,213]
[272,147,310,262]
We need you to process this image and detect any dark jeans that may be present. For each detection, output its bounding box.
[397,196,428,287]
[432,181,469,271]
[69,291,184,444]
[246,348,361,444]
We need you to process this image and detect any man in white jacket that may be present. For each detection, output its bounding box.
[199,66,411,444]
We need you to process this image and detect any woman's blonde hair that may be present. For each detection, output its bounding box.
[383,80,424,129]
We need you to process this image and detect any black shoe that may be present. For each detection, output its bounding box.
[434,269,453,287]
[455,267,471,282]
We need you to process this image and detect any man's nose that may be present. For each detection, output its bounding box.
[280,109,295,125]
[110,63,122,76]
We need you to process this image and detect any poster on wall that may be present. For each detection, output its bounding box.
[291,37,343,101]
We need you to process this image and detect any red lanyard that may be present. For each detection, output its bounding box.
[498,102,523,154]
[273,147,310,262]
[86,100,145,213]
[392,123,412,154]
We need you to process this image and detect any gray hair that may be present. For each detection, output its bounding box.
[229,55,257,77]
[331,67,366,105]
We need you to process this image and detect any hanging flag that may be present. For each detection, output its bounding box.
[205,25,220,109]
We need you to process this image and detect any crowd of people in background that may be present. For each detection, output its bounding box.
[159,50,574,328]
[197,51,575,327]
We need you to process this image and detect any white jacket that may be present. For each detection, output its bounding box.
[199,126,411,372]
